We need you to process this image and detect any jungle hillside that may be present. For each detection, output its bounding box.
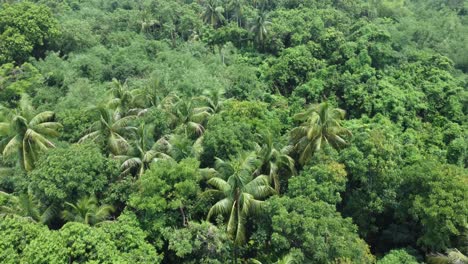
[0,0,467,263]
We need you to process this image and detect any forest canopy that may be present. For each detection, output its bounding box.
[0,0,467,263]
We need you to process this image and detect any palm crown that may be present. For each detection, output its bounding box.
[205,152,275,245]
[0,96,61,171]
[290,102,351,165]
[79,106,137,155]
[61,195,114,226]
[255,132,295,193]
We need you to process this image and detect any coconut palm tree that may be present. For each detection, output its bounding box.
[171,98,212,137]
[131,78,173,109]
[0,95,61,171]
[290,102,351,165]
[114,124,172,177]
[195,89,224,114]
[205,152,275,247]
[0,191,56,223]
[79,106,137,155]
[255,132,295,193]
[250,11,271,49]
[107,78,135,116]
[61,196,114,226]
[202,0,225,27]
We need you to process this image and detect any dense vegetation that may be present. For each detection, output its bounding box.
[0,0,467,263]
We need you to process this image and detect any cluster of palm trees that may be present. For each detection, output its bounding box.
[78,79,214,177]
[202,102,351,263]
[0,191,113,226]
[200,0,272,48]
[0,80,351,245]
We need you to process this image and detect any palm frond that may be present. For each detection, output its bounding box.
[207,198,233,220]
[29,111,55,126]
[2,136,19,156]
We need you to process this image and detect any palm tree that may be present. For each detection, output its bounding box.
[195,90,224,114]
[427,249,467,264]
[61,196,114,226]
[114,124,172,177]
[228,0,244,27]
[255,132,295,193]
[205,152,275,248]
[202,0,225,28]
[107,78,135,117]
[171,98,212,137]
[0,95,61,171]
[0,191,56,223]
[290,102,351,165]
[250,11,271,49]
[166,133,204,161]
[131,78,172,109]
[79,106,137,155]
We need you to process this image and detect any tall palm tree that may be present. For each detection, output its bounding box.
[0,191,56,223]
[114,124,172,177]
[202,0,225,28]
[255,132,295,193]
[61,196,114,226]
[290,102,351,165]
[205,153,275,247]
[250,11,271,49]
[0,96,61,171]
[79,106,137,155]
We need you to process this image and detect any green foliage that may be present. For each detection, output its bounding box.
[0,215,45,263]
[29,143,118,204]
[0,2,59,64]
[129,158,201,247]
[0,63,43,107]
[99,211,163,263]
[59,222,125,263]
[20,230,68,264]
[0,0,466,261]
[263,45,325,95]
[201,100,283,166]
[290,102,350,165]
[287,159,347,204]
[398,161,468,251]
[268,196,375,263]
[377,249,419,264]
[163,221,230,263]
